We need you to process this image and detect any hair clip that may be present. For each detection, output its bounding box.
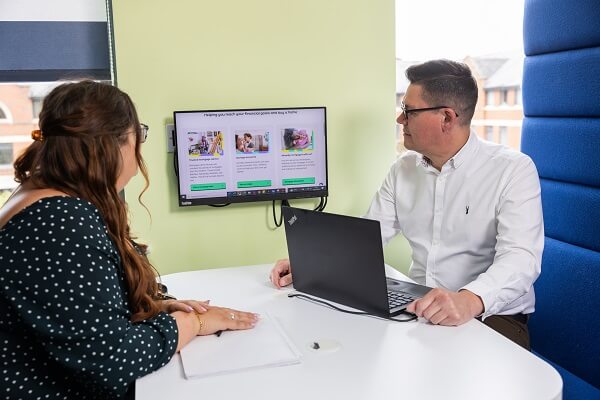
[31,129,44,142]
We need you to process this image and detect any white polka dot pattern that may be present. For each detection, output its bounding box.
[0,197,178,399]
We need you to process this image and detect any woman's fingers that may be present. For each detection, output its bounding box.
[230,319,257,330]
[187,300,209,313]
[222,308,259,330]
[164,299,210,313]
[195,306,259,335]
[162,300,188,313]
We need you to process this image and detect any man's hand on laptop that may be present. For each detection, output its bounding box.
[270,259,293,288]
[406,288,484,326]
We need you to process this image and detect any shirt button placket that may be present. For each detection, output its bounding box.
[426,172,446,286]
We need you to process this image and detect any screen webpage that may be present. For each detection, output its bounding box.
[174,107,327,206]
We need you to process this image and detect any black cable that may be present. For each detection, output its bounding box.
[313,197,324,211]
[313,196,328,212]
[287,293,418,322]
[273,200,283,227]
[173,150,179,177]
[273,199,290,227]
[274,197,328,227]
[170,125,180,178]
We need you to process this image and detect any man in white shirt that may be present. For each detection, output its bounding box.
[270,60,543,349]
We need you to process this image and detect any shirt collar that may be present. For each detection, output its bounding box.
[415,129,479,170]
[416,154,431,168]
[447,129,479,170]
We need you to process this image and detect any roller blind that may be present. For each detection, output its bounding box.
[0,0,112,82]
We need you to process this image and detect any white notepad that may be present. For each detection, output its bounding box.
[180,313,301,379]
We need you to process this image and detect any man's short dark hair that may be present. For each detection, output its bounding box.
[405,59,478,126]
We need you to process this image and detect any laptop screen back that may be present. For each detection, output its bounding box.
[282,206,392,317]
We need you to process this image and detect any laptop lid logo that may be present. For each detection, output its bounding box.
[287,214,298,226]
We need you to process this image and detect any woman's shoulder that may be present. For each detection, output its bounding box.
[27,195,98,213]
[1,192,100,231]
[1,195,115,257]
[20,196,99,219]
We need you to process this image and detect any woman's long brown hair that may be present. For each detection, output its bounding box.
[13,80,160,322]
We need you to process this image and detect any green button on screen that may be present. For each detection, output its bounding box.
[190,183,226,191]
[282,178,315,186]
[237,180,272,189]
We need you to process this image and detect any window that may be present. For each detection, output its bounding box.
[395,0,524,154]
[0,143,13,166]
[0,101,11,122]
[499,127,508,144]
[485,90,495,106]
[0,1,114,202]
[485,126,495,142]
[501,89,509,105]
[31,97,44,120]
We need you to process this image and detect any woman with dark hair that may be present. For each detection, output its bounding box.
[0,81,258,399]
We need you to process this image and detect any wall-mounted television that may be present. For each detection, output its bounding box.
[174,107,328,206]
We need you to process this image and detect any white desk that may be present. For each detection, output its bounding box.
[137,264,562,400]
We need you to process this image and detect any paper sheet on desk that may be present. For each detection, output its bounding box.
[180,313,301,379]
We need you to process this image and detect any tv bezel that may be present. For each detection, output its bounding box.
[173,106,328,207]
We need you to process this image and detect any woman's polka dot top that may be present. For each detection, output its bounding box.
[0,197,178,399]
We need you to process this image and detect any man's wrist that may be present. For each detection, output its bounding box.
[459,289,484,317]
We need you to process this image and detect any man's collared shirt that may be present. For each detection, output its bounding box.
[366,130,544,318]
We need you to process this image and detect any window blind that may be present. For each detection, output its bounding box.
[0,0,111,82]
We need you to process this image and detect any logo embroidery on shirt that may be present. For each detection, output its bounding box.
[465,205,469,215]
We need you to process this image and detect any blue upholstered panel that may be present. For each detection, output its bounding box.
[540,179,600,252]
[522,47,600,117]
[524,0,600,395]
[524,0,600,56]
[521,118,600,187]
[530,238,600,388]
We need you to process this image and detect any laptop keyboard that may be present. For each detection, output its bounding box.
[388,291,416,308]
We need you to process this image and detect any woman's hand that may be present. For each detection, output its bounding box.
[172,304,259,351]
[161,299,210,314]
[196,306,259,335]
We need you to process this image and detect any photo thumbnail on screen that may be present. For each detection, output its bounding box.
[188,130,224,157]
[234,130,270,154]
[282,128,313,151]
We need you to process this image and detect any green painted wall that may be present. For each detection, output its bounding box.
[112,0,411,275]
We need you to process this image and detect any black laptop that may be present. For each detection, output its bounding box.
[282,206,432,318]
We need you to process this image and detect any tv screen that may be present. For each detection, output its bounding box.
[174,107,328,206]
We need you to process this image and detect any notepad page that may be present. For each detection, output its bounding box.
[180,313,301,379]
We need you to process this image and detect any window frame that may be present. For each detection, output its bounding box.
[0,101,13,124]
[499,126,508,144]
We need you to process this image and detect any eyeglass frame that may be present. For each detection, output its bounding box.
[399,102,459,120]
[139,123,149,143]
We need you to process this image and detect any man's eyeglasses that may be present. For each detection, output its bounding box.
[399,103,459,120]
[139,123,149,143]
